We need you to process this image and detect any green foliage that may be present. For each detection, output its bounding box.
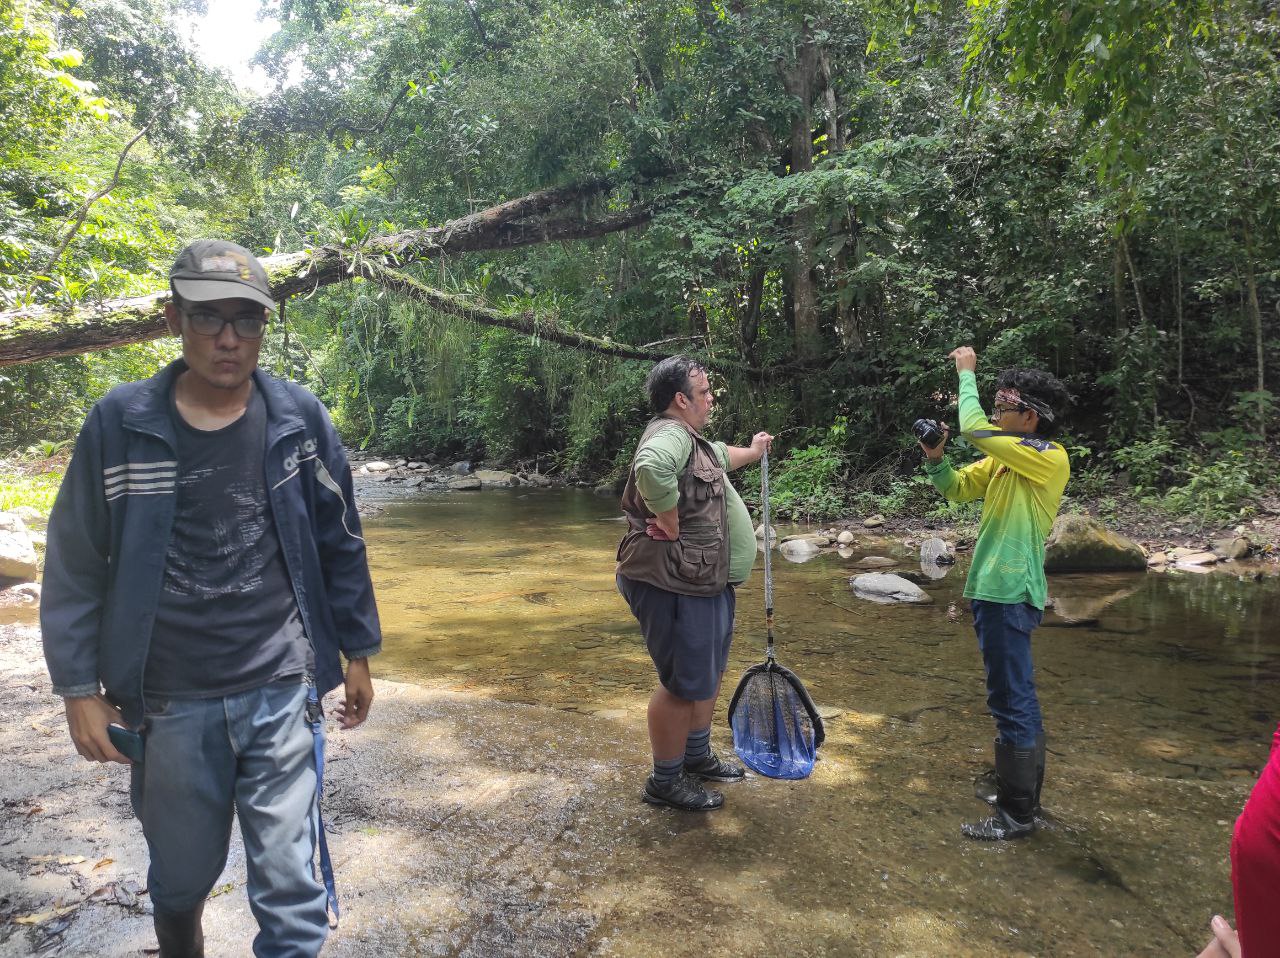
[1111,426,1180,492]
[1160,452,1259,527]
[2,0,1278,521]
[0,462,63,515]
[766,435,848,522]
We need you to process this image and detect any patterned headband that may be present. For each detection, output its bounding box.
[995,387,1055,423]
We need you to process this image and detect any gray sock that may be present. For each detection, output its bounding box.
[653,755,684,784]
[685,726,711,764]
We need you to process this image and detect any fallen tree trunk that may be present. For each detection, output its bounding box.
[362,263,766,378]
[0,178,647,368]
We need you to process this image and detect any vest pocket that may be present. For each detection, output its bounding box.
[689,462,724,501]
[668,521,722,587]
[671,543,717,586]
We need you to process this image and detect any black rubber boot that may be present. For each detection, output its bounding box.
[154,902,205,958]
[973,737,999,805]
[975,733,1047,817]
[1033,731,1046,815]
[962,741,1037,841]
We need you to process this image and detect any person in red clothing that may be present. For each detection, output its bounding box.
[1197,721,1280,958]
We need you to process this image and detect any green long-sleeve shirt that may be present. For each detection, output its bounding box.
[923,370,1069,609]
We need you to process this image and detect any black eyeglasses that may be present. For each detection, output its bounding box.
[183,309,268,340]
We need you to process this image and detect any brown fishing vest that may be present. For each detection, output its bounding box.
[615,416,729,597]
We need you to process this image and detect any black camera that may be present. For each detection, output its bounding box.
[913,418,946,449]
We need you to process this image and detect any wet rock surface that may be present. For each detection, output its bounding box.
[0,512,39,584]
[1044,514,1148,573]
[849,572,933,604]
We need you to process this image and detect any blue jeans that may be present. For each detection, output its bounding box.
[971,600,1044,748]
[130,679,328,958]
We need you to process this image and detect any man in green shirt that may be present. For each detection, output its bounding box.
[921,346,1070,840]
[616,356,770,811]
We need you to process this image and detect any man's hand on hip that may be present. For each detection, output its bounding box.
[335,657,374,729]
[64,694,130,764]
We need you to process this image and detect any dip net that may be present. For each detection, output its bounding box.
[726,450,824,779]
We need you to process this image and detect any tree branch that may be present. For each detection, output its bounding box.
[42,116,159,276]
[361,262,768,378]
[0,178,647,367]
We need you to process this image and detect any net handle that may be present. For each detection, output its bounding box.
[761,448,774,660]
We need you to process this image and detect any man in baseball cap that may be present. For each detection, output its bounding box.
[42,239,381,955]
[168,238,276,311]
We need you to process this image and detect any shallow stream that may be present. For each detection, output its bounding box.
[359,486,1279,955]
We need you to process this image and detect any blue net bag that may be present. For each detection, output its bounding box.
[728,660,824,780]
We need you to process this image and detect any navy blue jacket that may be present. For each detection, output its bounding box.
[40,360,381,725]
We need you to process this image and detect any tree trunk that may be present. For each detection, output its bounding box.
[783,28,821,362]
[0,179,654,368]
[1112,237,1127,332]
[1242,223,1268,441]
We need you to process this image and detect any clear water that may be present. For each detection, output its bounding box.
[366,487,1280,954]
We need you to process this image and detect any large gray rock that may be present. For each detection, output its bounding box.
[365,461,393,473]
[850,572,932,604]
[473,470,519,487]
[522,472,553,488]
[450,460,473,476]
[1214,536,1253,561]
[448,476,482,491]
[11,505,44,526]
[919,537,955,565]
[1043,514,1147,573]
[0,513,39,583]
[779,538,822,561]
[850,555,897,569]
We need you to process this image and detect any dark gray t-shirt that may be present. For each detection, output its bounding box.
[144,384,311,699]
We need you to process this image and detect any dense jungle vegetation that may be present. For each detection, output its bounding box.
[1,0,1277,524]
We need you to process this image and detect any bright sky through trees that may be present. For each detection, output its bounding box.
[180,0,277,94]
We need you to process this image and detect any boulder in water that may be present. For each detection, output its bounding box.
[918,537,955,565]
[836,530,855,545]
[365,461,393,473]
[849,572,932,604]
[1214,536,1253,561]
[851,555,897,569]
[862,514,885,529]
[448,476,482,491]
[779,538,822,561]
[1043,514,1147,573]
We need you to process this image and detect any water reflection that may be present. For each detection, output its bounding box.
[365,487,1279,955]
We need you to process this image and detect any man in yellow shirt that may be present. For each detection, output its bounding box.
[922,346,1070,840]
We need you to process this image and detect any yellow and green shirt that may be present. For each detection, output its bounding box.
[923,370,1069,609]
[633,424,757,586]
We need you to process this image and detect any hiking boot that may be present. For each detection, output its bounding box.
[685,749,745,782]
[642,772,724,811]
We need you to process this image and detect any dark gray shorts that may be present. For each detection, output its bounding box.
[616,573,736,701]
